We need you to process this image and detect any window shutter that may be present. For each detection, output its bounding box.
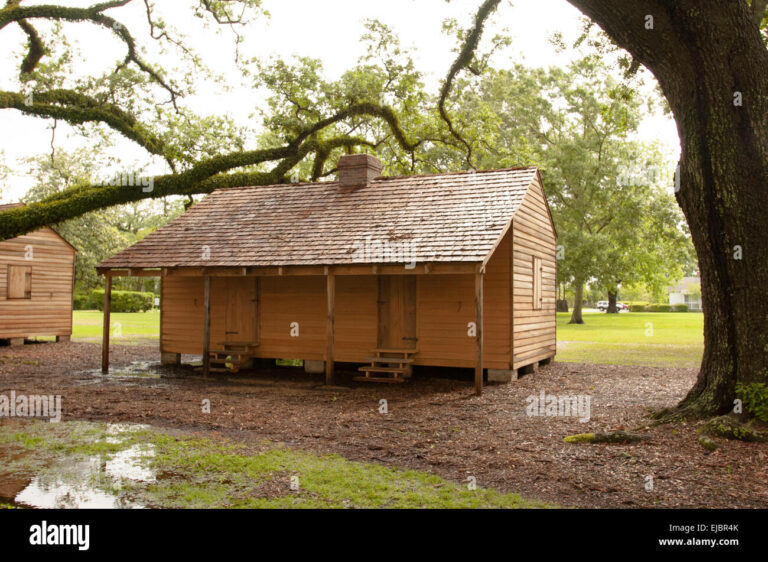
[8,266,32,299]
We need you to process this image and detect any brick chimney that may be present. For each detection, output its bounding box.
[337,154,382,188]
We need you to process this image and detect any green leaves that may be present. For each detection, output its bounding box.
[446,53,693,304]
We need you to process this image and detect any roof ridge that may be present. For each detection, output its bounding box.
[374,166,538,181]
[212,166,538,195]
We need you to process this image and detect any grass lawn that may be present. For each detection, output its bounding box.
[556,311,704,368]
[72,310,159,342]
[0,420,552,509]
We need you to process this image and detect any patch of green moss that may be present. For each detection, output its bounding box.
[701,416,768,442]
[698,436,718,451]
[563,433,595,443]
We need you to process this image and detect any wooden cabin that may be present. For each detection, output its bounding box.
[97,155,557,394]
[0,203,76,344]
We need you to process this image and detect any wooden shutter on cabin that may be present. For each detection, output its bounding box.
[532,257,542,310]
[8,265,32,299]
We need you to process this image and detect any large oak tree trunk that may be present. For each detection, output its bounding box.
[606,290,618,314]
[569,0,768,417]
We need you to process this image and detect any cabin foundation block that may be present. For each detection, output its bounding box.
[161,351,181,365]
[487,369,518,383]
[304,360,325,374]
[8,338,24,346]
[539,356,554,367]
[56,335,71,343]
[518,362,539,376]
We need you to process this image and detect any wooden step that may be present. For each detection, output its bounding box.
[209,352,250,373]
[364,357,414,364]
[374,348,417,355]
[358,366,409,374]
[352,375,406,384]
[210,358,245,366]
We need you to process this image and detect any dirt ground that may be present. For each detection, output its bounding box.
[1,341,766,508]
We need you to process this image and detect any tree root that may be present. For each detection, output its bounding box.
[649,394,729,425]
[649,404,707,425]
[563,430,651,444]
[699,416,768,442]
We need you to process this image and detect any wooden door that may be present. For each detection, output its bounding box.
[377,275,417,349]
[224,278,259,344]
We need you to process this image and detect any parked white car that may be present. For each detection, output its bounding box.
[597,301,628,312]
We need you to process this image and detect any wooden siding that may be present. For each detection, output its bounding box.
[259,276,326,360]
[0,227,75,338]
[415,232,510,370]
[161,276,204,353]
[511,175,557,368]
[334,276,377,362]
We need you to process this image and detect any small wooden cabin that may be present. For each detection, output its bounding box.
[0,203,76,344]
[98,155,557,394]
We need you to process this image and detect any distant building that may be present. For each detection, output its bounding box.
[668,276,702,311]
[0,203,77,344]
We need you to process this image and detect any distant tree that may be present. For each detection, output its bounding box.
[449,56,693,323]
[23,149,183,292]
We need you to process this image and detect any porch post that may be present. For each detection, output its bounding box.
[202,275,211,377]
[101,274,112,374]
[475,268,484,396]
[326,267,335,384]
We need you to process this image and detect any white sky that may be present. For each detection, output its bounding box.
[0,0,680,203]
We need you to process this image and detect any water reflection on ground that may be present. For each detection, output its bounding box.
[0,423,155,509]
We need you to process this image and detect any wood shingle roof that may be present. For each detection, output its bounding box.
[98,167,539,269]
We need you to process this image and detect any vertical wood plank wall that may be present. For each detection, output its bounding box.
[161,276,204,353]
[334,276,377,362]
[0,227,75,338]
[260,276,326,359]
[415,233,510,369]
[511,175,557,369]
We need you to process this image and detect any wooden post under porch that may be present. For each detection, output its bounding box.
[325,266,335,385]
[202,275,212,377]
[475,267,484,396]
[101,274,112,374]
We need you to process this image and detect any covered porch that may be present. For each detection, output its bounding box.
[98,261,489,395]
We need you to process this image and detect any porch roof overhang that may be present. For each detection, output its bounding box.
[96,261,485,277]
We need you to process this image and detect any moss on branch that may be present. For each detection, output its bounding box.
[0,89,166,156]
[0,136,374,240]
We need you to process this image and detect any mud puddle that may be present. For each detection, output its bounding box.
[0,423,155,509]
